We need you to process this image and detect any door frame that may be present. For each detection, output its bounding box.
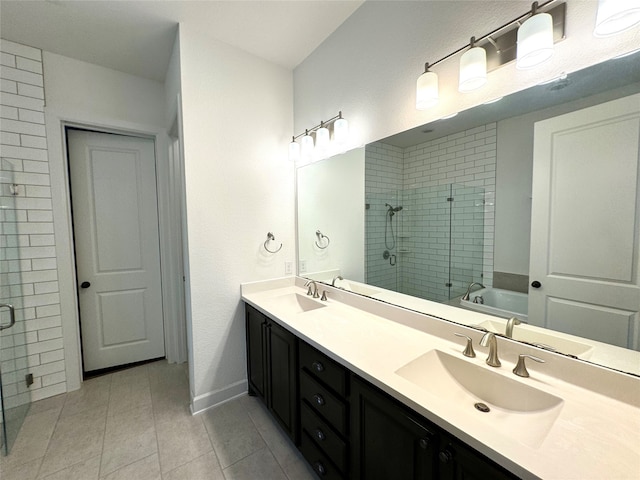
[46,112,187,391]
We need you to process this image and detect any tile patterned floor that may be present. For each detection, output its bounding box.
[0,360,317,479]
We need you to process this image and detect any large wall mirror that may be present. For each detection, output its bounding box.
[297,50,640,376]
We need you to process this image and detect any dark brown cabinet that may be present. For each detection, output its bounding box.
[245,302,520,480]
[245,304,298,442]
[351,375,438,480]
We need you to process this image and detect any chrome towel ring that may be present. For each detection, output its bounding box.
[315,230,330,249]
[264,232,283,253]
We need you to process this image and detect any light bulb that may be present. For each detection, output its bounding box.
[517,11,554,70]
[301,133,314,163]
[316,125,330,152]
[416,69,438,110]
[333,117,349,145]
[288,139,300,163]
[594,0,640,37]
[459,44,487,93]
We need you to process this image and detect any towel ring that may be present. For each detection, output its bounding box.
[264,232,282,254]
[315,230,330,249]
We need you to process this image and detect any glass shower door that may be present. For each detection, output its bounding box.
[0,171,31,455]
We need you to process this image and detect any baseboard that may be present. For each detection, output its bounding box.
[190,379,248,415]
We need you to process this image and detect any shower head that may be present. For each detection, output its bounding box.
[385,203,403,213]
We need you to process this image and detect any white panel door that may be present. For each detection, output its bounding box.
[68,130,165,371]
[529,93,640,350]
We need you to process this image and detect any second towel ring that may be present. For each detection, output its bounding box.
[315,230,330,249]
[264,232,283,253]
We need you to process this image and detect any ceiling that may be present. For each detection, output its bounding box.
[0,0,364,82]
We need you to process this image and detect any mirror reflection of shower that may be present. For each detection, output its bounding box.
[384,203,403,249]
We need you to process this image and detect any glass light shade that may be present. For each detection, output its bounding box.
[594,0,640,37]
[316,126,330,151]
[288,140,300,162]
[301,134,314,162]
[459,46,487,92]
[416,70,439,110]
[333,117,349,145]
[516,12,554,70]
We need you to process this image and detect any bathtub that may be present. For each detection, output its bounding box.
[459,287,528,321]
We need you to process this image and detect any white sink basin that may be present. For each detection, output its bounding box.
[396,350,564,448]
[474,319,593,358]
[263,293,326,315]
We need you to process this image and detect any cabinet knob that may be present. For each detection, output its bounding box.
[419,438,430,449]
[314,429,326,441]
[312,361,325,372]
[313,394,325,406]
[439,449,454,464]
[314,462,326,476]
[531,280,542,288]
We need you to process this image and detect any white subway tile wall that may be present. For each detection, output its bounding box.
[1,39,66,407]
[365,124,496,302]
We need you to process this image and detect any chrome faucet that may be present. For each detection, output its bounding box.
[332,275,344,286]
[505,317,527,338]
[479,332,501,367]
[304,280,320,299]
[461,282,485,301]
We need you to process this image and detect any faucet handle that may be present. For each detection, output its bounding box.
[320,291,327,301]
[513,354,545,378]
[454,333,476,358]
[306,285,313,296]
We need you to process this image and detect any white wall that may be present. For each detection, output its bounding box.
[294,1,639,150]
[43,51,169,391]
[297,148,365,281]
[177,27,294,413]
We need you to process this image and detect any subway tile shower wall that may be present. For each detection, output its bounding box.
[0,39,66,406]
[365,124,496,301]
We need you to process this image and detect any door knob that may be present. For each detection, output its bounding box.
[531,280,541,288]
[80,281,91,289]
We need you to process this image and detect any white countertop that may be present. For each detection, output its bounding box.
[241,276,640,480]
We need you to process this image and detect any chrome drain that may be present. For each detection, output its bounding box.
[474,402,490,413]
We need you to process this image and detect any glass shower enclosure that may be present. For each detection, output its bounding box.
[0,169,32,455]
[365,183,486,303]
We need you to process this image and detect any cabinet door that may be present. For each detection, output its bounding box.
[246,305,267,400]
[351,376,437,480]
[437,434,517,480]
[268,320,298,442]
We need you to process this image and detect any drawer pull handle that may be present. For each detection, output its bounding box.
[314,429,326,441]
[314,462,326,476]
[313,394,325,406]
[439,448,454,464]
[312,361,325,372]
[419,438,430,449]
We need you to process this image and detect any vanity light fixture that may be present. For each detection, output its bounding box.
[516,2,555,70]
[416,0,565,110]
[459,37,487,93]
[594,0,640,37]
[288,112,349,163]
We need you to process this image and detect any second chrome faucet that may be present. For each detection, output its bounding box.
[479,332,501,367]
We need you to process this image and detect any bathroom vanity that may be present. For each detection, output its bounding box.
[241,277,640,480]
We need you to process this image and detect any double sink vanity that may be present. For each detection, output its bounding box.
[241,276,640,480]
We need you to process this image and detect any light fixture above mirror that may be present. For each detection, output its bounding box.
[417,1,566,110]
[289,112,349,163]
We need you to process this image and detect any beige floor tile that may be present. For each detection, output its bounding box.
[100,453,161,480]
[155,413,212,473]
[28,394,67,417]
[38,455,100,480]
[108,379,152,416]
[0,408,59,468]
[60,375,112,419]
[163,451,224,480]
[222,448,288,480]
[148,360,188,393]
[37,405,107,478]
[150,381,191,424]
[202,399,266,469]
[282,458,318,480]
[100,404,157,477]
[0,456,41,480]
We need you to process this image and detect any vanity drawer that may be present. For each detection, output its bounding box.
[300,430,345,480]
[300,341,347,396]
[301,401,348,474]
[301,370,348,436]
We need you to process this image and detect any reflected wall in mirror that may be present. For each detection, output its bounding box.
[296,51,640,376]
